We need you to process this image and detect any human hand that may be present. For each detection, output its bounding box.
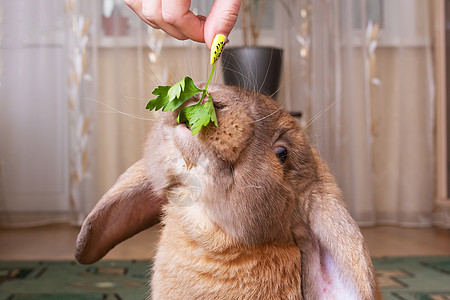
[124,0,241,49]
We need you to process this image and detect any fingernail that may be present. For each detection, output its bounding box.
[210,34,227,65]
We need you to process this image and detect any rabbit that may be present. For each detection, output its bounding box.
[75,84,377,299]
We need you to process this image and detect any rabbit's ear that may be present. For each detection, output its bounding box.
[295,176,376,299]
[75,159,165,264]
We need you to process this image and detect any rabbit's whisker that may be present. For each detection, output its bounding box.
[303,101,336,130]
[258,50,274,96]
[253,107,283,123]
[87,97,156,121]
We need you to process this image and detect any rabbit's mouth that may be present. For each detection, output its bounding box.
[178,118,191,130]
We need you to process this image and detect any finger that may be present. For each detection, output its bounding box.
[124,0,161,28]
[204,0,241,49]
[123,0,139,11]
[132,0,188,40]
[161,0,205,43]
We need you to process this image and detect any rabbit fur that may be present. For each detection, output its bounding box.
[75,84,376,299]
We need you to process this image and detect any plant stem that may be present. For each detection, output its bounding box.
[200,63,216,104]
[204,63,216,91]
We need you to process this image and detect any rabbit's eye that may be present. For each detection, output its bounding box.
[275,146,287,163]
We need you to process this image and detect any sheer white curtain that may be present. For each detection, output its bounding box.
[1,0,438,228]
[278,0,435,227]
[0,0,99,226]
[0,0,210,227]
[66,0,99,225]
[94,1,210,204]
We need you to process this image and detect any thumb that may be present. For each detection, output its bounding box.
[204,0,241,49]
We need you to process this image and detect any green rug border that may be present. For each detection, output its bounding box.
[1,256,449,300]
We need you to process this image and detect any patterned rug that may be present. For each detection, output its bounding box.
[373,256,450,300]
[0,256,449,299]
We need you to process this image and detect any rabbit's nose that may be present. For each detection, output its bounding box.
[213,101,226,110]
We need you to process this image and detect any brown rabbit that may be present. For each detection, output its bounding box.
[75,84,376,299]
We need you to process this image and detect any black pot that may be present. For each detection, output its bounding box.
[221,47,283,99]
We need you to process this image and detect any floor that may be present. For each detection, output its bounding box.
[0,224,449,261]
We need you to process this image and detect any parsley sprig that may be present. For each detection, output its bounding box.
[145,34,225,135]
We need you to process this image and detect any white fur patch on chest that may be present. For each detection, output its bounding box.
[168,156,216,230]
[169,156,210,203]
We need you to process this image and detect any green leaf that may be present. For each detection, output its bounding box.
[146,75,218,135]
[145,77,202,112]
[203,94,218,127]
[178,95,218,135]
[163,77,202,112]
[146,34,225,135]
[146,85,170,111]
[167,77,185,101]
